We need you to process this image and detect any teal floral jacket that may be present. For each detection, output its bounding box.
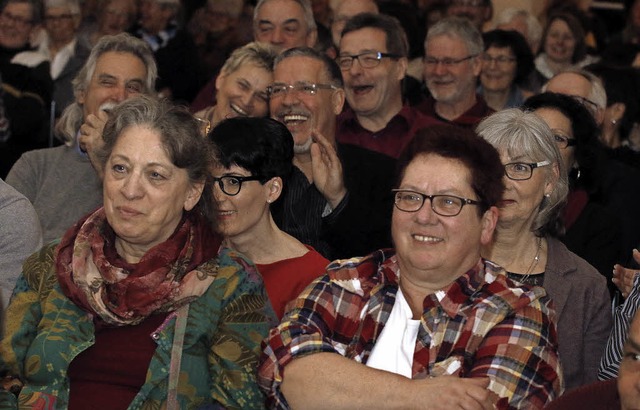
[0,243,275,409]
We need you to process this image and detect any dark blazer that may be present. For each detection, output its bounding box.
[545,236,613,391]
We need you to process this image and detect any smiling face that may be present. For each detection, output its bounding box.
[78,51,147,120]
[103,125,203,254]
[424,34,481,105]
[533,107,577,172]
[392,153,496,287]
[544,18,576,64]
[0,2,34,49]
[480,46,517,93]
[214,63,272,125]
[270,55,344,154]
[99,0,135,36]
[339,27,406,119]
[211,163,274,239]
[254,0,316,52]
[496,150,555,229]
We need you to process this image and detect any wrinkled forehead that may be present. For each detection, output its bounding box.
[426,33,470,55]
[273,56,325,83]
[257,0,306,25]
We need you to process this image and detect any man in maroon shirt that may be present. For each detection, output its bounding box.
[335,13,438,159]
[418,16,493,128]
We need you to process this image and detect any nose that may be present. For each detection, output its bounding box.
[271,26,284,45]
[120,173,144,200]
[432,61,449,76]
[348,58,364,76]
[414,199,439,225]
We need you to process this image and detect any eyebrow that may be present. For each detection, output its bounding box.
[626,336,640,353]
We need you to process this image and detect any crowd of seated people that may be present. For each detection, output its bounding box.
[3,0,640,408]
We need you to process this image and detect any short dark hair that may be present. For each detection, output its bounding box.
[208,117,294,184]
[523,92,605,196]
[396,125,505,215]
[341,12,408,58]
[483,29,534,86]
[275,46,343,87]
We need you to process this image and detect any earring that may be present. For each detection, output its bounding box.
[267,199,272,204]
[544,193,551,198]
[612,119,617,125]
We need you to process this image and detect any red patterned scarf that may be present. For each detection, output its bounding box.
[56,208,222,326]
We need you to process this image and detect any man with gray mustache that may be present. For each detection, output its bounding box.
[6,33,157,243]
[268,46,395,259]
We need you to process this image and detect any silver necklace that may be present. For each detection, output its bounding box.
[519,236,543,284]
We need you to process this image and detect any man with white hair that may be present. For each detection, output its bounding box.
[495,7,542,54]
[6,33,157,244]
[544,68,607,125]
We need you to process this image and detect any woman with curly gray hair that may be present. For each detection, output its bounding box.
[477,108,612,391]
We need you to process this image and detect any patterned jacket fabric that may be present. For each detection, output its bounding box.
[0,242,275,409]
[258,249,563,409]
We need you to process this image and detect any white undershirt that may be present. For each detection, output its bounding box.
[366,288,420,378]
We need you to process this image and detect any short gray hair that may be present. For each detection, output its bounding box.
[55,33,157,144]
[476,108,569,237]
[97,95,214,222]
[425,16,483,56]
[253,0,316,34]
[544,68,607,111]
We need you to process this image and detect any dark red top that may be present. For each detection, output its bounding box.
[67,313,168,410]
[416,95,494,129]
[336,105,441,159]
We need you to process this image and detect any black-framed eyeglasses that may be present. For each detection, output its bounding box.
[504,161,550,181]
[392,189,480,217]
[212,175,263,196]
[336,51,401,70]
[0,11,33,28]
[267,81,337,98]
[424,54,478,67]
[481,54,516,65]
[553,133,577,149]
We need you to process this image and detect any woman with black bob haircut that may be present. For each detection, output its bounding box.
[208,117,328,319]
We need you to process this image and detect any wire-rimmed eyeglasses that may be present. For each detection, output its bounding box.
[336,51,401,71]
[504,161,550,181]
[267,82,337,98]
[424,54,478,68]
[392,189,480,216]
[212,175,263,196]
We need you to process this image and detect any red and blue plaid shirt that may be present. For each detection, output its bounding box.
[258,249,563,409]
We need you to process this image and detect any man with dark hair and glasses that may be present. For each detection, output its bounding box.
[418,16,494,128]
[258,124,562,409]
[268,45,396,260]
[335,12,437,159]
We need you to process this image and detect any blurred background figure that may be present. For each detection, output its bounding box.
[478,29,534,111]
[133,0,201,103]
[445,0,492,32]
[194,41,276,130]
[187,0,249,86]
[494,7,542,54]
[534,12,596,83]
[0,0,52,178]
[208,117,328,319]
[79,0,137,47]
[329,0,378,49]
[41,0,90,117]
[253,0,317,53]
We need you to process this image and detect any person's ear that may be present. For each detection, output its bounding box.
[306,28,318,48]
[266,177,283,203]
[544,162,560,198]
[611,102,626,124]
[480,206,498,246]
[332,87,345,115]
[184,180,205,211]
